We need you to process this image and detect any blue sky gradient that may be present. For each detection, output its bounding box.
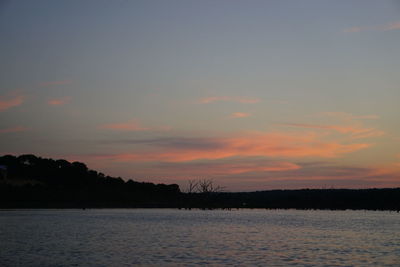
[1,0,399,190]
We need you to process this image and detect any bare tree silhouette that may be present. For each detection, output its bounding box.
[186,179,224,194]
[198,179,224,193]
[186,179,199,193]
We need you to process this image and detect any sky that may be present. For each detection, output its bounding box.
[1,0,399,191]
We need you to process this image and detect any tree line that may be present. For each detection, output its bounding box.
[1,154,399,210]
[0,154,180,208]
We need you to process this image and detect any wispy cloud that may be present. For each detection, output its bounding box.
[89,131,370,163]
[230,112,251,118]
[100,119,150,131]
[73,128,397,189]
[39,80,72,87]
[79,110,384,187]
[277,123,384,139]
[381,21,400,31]
[154,160,301,176]
[0,92,25,111]
[343,26,363,33]
[48,96,71,106]
[343,21,400,33]
[0,126,29,134]
[322,112,379,121]
[100,119,171,132]
[101,137,225,150]
[279,112,385,139]
[228,163,400,189]
[393,154,400,168]
[199,96,261,104]
[204,161,300,174]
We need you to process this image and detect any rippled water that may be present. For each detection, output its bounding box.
[1,209,399,266]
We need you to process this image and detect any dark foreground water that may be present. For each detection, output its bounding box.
[0,209,399,266]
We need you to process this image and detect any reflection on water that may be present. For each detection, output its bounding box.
[1,209,399,266]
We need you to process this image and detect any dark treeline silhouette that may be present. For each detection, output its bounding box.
[1,154,399,211]
[182,188,400,211]
[0,154,180,208]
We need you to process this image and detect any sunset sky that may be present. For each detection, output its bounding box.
[1,0,399,191]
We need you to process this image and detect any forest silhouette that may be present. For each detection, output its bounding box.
[0,154,399,211]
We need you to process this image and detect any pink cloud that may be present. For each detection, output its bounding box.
[381,21,400,31]
[0,93,25,111]
[87,131,370,163]
[48,96,71,106]
[240,165,400,187]
[343,26,362,33]
[322,112,379,121]
[200,96,261,104]
[101,119,150,131]
[278,123,384,139]
[0,126,29,134]
[155,161,301,176]
[39,80,72,87]
[344,21,400,33]
[230,112,251,118]
[392,154,400,168]
[100,119,171,132]
[75,112,382,185]
[212,161,301,174]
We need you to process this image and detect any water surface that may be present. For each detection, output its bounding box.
[1,209,399,266]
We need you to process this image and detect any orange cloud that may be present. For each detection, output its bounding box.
[343,26,362,33]
[391,154,400,168]
[154,161,301,176]
[344,21,400,33]
[212,161,400,188]
[100,119,171,132]
[322,112,379,121]
[381,21,400,31]
[230,112,251,118]
[200,96,261,104]
[100,119,150,131]
[278,123,384,139]
[48,96,71,106]
[39,80,72,87]
[0,93,25,111]
[246,167,400,186]
[219,161,300,174]
[0,126,28,134]
[89,131,370,163]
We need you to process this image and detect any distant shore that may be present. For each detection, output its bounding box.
[2,188,400,211]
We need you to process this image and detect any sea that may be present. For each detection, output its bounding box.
[0,209,399,266]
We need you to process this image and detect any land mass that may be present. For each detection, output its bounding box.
[1,154,399,211]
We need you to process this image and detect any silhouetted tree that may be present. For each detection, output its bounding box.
[185,179,224,194]
[185,179,199,193]
[197,179,224,193]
